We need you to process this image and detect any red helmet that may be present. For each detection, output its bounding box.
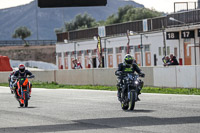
[18,64,25,73]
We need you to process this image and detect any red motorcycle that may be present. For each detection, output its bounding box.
[15,76,34,107]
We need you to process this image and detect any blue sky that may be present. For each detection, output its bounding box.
[0,0,198,13]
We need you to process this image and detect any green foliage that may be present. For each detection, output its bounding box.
[55,6,163,32]
[64,13,97,31]
[12,26,31,46]
[142,87,200,95]
[105,5,162,25]
[31,81,116,91]
[54,27,65,34]
[1,82,200,95]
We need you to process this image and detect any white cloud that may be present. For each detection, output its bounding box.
[0,0,34,9]
[133,0,198,13]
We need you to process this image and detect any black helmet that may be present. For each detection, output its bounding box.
[124,54,133,65]
[19,64,25,73]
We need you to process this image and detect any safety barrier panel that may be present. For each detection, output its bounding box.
[0,66,199,88]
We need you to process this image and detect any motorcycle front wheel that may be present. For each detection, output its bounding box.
[19,100,24,107]
[128,91,136,110]
[24,92,29,107]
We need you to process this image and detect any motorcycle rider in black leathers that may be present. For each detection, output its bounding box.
[12,64,34,100]
[116,54,145,101]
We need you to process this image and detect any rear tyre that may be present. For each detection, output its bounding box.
[128,91,136,110]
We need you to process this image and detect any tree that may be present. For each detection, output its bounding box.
[105,5,162,25]
[54,27,65,34]
[55,6,163,32]
[65,13,97,31]
[12,26,31,46]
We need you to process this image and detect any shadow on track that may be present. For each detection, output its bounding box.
[1,116,200,133]
[18,106,37,109]
[124,109,155,113]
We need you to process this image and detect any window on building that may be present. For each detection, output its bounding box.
[144,45,150,52]
[159,47,162,56]
[116,47,122,54]
[78,51,82,56]
[163,47,166,56]
[184,38,191,43]
[167,46,170,55]
[71,51,75,57]
[107,48,113,54]
[134,46,140,52]
[57,53,61,57]
[92,49,96,55]
[174,47,178,57]
[84,50,90,56]
[65,52,68,57]
[124,47,129,54]
[124,46,133,54]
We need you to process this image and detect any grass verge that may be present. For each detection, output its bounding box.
[0,82,200,95]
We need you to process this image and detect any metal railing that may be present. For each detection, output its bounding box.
[56,9,200,42]
[0,40,56,46]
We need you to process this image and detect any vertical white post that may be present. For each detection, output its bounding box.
[113,47,117,68]
[68,53,71,70]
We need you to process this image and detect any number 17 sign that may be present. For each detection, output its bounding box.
[181,30,195,38]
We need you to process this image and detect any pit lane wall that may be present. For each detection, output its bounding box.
[0,66,199,88]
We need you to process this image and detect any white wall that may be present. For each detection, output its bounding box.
[1,66,199,88]
[197,66,200,88]
[0,72,10,83]
[10,60,58,70]
[153,66,177,88]
[176,66,197,88]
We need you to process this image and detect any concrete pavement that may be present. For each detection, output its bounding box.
[0,87,200,133]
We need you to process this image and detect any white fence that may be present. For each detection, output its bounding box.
[10,60,58,70]
[0,66,199,88]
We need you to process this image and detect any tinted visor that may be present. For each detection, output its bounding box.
[126,59,133,65]
[19,68,25,73]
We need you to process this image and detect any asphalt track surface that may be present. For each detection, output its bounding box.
[0,87,200,133]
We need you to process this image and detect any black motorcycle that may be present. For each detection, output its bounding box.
[115,71,144,110]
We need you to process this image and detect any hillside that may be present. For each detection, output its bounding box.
[0,0,143,40]
[0,45,56,64]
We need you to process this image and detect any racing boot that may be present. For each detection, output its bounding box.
[28,83,32,99]
[137,95,140,101]
[136,87,141,101]
[117,88,122,101]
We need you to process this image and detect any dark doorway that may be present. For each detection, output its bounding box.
[102,57,104,68]
[92,57,97,68]
[154,54,157,66]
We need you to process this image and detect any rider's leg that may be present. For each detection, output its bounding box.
[137,80,144,101]
[14,86,20,100]
[29,82,32,97]
[117,77,123,101]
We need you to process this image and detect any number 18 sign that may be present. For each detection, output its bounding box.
[166,32,179,40]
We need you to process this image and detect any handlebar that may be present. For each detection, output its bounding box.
[115,71,145,78]
[12,75,35,80]
[27,75,35,79]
